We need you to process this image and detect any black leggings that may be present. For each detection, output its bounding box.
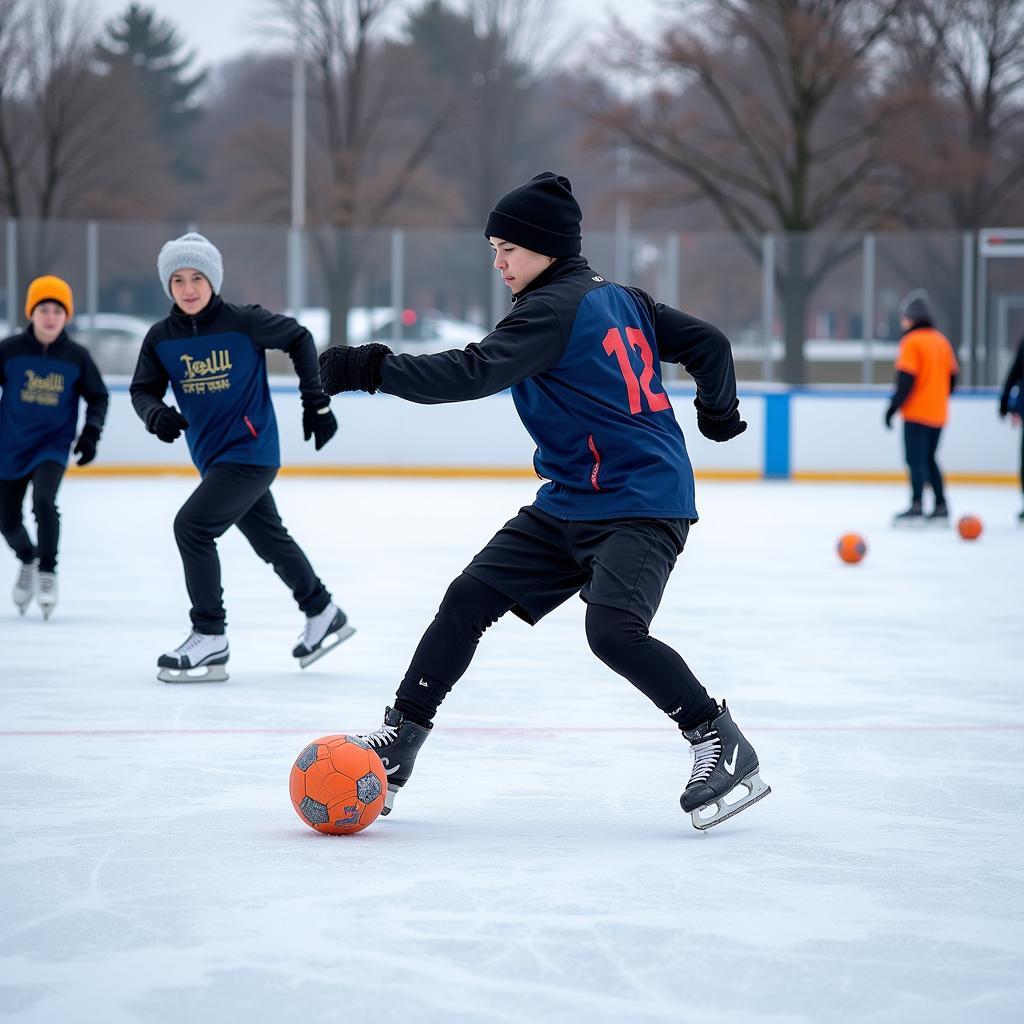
[0,461,66,573]
[903,421,945,505]
[393,572,717,731]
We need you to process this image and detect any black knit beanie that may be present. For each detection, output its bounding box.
[484,172,582,258]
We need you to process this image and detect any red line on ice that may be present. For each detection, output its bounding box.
[1,724,1023,737]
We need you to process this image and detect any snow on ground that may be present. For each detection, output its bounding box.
[1,477,1022,1024]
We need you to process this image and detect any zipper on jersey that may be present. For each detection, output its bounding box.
[587,434,603,491]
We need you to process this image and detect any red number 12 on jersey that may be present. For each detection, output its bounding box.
[602,327,671,415]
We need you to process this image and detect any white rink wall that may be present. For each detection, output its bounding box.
[90,380,1017,481]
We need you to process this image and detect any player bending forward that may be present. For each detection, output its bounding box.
[320,173,770,830]
[131,233,353,682]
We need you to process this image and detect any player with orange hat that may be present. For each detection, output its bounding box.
[0,276,108,618]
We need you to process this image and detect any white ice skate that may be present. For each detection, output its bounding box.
[36,571,58,620]
[157,631,229,683]
[292,603,355,669]
[12,559,38,615]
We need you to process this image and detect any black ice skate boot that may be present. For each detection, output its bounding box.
[357,707,432,815]
[926,500,949,524]
[893,501,924,526]
[680,701,771,830]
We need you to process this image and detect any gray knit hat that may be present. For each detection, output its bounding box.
[157,232,223,300]
[899,288,933,326]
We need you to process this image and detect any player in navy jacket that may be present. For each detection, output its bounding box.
[130,233,352,682]
[318,173,770,830]
[0,275,108,619]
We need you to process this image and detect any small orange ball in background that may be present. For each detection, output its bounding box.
[957,515,983,541]
[837,533,867,564]
[290,734,387,834]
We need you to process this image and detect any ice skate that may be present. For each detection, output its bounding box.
[356,707,432,815]
[157,630,229,682]
[292,603,355,668]
[892,502,924,527]
[681,701,770,831]
[12,559,37,615]
[926,501,949,525]
[36,571,58,620]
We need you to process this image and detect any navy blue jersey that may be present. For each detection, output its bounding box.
[0,328,108,479]
[130,297,325,476]
[380,257,741,521]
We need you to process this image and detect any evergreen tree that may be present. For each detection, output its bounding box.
[95,2,207,180]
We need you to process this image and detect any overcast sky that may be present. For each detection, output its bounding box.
[89,0,661,69]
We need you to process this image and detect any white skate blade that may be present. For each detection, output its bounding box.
[381,784,398,816]
[157,664,229,684]
[689,771,771,831]
[298,624,356,669]
[41,606,54,621]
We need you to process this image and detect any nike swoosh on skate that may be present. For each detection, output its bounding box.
[380,757,401,777]
[724,745,739,776]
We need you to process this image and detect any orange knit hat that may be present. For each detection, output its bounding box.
[25,275,74,320]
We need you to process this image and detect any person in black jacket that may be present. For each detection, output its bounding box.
[0,275,108,619]
[130,233,352,682]
[998,333,1024,519]
[317,172,769,831]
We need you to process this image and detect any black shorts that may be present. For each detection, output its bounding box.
[463,506,689,627]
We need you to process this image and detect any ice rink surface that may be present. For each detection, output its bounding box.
[1,476,1022,1024]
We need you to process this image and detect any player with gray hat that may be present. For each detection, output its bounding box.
[130,232,353,682]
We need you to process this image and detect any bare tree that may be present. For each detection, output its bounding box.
[0,0,174,224]
[262,0,460,342]
[889,0,1024,229]
[587,0,911,383]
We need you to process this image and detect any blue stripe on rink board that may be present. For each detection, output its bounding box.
[764,392,791,478]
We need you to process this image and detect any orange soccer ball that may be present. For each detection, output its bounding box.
[289,734,387,834]
[957,515,983,541]
[837,533,867,564]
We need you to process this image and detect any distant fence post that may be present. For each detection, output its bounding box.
[287,228,305,318]
[961,231,974,386]
[761,233,774,382]
[86,221,99,332]
[861,232,875,385]
[6,219,16,325]
[390,228,404,346]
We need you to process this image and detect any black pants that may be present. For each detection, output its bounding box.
[0,461,66,573]
[904,421,945,505]
[394,507,717,731]
[174,462,331,634]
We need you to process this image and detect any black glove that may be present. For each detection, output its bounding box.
[694,398,747,443]
[318,343,392,396]
[148,405,189,443]
[884,406,896,430]
[73,424,100,466]
[999,395,1010,418]
[302,397,338,451]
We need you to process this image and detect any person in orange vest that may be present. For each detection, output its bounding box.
[884,290,959,524]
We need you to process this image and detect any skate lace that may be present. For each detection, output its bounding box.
[361,723,398,750]
[37,573,56,595]
[174,632,205,655]
[16,564,35,588]
[688,732,722,785]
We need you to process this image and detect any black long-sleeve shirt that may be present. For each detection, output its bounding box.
[379,256,740,520]
[130,297,326,474]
